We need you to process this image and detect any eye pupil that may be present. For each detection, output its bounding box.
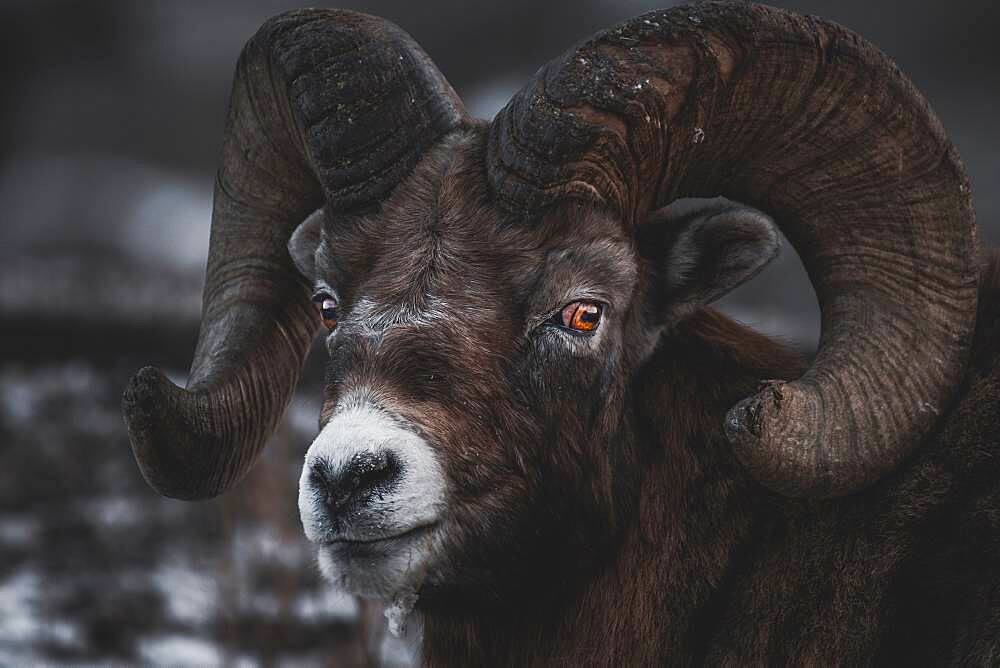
[560,300,602,333]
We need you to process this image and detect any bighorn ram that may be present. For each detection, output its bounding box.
[123,2,1000,663]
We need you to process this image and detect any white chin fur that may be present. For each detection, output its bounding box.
[316,527,441,599]
[298,400,446,600]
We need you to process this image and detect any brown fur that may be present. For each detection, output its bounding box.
[303,128,1000,664]
[421,280,1000,666]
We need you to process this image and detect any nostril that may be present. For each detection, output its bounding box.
[309,459,336,497]
[350,450,402,499]
[310,451,403,519]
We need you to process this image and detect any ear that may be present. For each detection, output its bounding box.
[638,198,780,320]
[288,208,325,279]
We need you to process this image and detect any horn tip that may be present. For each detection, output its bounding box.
[121,366,173,451]
[725,383,845,500]
[122,366,215,501]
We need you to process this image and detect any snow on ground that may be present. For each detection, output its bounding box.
[0,360,391,664]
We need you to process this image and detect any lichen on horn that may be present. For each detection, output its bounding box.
[487,1,979,497]
[122,9,467,500]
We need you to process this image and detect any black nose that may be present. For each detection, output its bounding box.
[310,450,403,519]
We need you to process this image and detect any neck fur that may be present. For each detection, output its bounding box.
[418,310,805,665]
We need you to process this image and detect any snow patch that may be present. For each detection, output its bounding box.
[0,515,41,547]
[153,562,218,626]
[293,586,357,621]
[138,634,222,666]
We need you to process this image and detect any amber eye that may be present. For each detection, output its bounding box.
[556,300,603,333]
[312,292,338,331]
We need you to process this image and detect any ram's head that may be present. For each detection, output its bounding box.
[123,4,978,606]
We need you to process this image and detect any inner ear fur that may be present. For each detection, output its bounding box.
[638,198,780,320]
[288,208,326,280]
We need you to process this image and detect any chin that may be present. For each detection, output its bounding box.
[316,523,443,600]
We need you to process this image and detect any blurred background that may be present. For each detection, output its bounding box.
[0,0,996,664]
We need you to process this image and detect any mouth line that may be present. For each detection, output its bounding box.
[319,521,438,547]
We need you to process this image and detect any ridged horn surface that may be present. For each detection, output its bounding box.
[123,10,466,500]
[488,1,979,497]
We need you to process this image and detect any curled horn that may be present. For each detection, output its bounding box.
[488,1,979,497]
[122,10,466,500]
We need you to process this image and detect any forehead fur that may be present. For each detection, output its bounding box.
[314,128,502,298]
[312,127,637,323]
